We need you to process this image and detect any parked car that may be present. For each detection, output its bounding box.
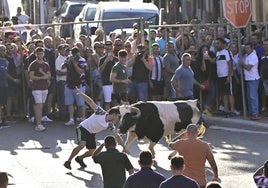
[73,2,97,41]
[93,2,159,35]
[53,1,87,38]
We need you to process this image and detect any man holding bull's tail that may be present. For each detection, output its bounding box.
[63,87,127,170]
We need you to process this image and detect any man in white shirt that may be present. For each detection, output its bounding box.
[240,42,260,120]
[16,7,30,24]
[63,88,127,170]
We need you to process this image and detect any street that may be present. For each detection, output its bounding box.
[0,120,267,188]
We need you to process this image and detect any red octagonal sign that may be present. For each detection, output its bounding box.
[223,0,252,28]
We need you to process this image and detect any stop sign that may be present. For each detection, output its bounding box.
[222,0,252,28]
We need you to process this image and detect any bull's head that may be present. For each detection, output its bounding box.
[117,105,141,134]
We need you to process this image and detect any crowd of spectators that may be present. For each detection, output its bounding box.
[1,16,268,128]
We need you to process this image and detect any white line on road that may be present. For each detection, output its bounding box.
[210,125,268,134]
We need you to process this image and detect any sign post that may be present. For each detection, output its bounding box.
[222,0,252,118]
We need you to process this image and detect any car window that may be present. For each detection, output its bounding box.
[69,5,85,16]
[85,8,96,21]
[102,12,158,34]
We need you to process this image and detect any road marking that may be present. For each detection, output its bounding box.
[210,125,268,134]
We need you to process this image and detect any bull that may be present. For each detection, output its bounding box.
[115,100,205,158]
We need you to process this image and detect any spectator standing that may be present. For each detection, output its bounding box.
[64,88,127,170]
[171,53,204,100]
[93,135,134,188]
[55,44,68,121]
[110,50,130,106]
[240,42,260,120]
[28,47,51,131]
[149,43,164,101]
[5,43,20,121]
[253,160,268,187]
[123,150,165,188]
[214,37,236,114]
[113,38,124,57]
[99,40,118,110]
[163,41,180,100]
[159,155,199,188]
[260,39,268,114]
[169,124,219,188]
[156,27,176,56]
[43,36,55,122]
[63,47,87,126]
[128,43,152,103]
[196,44,216,115]
[91,42,104,105]
[16,7,30,24]
[0,45,9,127]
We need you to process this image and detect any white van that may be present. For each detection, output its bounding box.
[93,2,159,34]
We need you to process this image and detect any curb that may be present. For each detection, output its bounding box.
[203,115,268,131]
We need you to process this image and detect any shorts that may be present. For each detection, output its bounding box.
[64,86,85,106]
[102,85,113,103]
[112,93,128,104]
[151,80,164,95]
[32,89,48,104]
[0,87,7,106]
[217,76,234,96]
[76,125,96,149]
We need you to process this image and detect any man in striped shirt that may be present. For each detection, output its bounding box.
[253,160,268,187]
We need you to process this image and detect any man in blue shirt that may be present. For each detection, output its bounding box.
[124,150,165,188]
[160,155,199,188]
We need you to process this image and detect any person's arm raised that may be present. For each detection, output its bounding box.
[76,87,98,111]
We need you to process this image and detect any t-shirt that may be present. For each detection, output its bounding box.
[28,60,50,90]
[159,175,199,188]
[66,56,87,89]
[244,51,260,81]
[111,62,128,94]
[216,49,231,77]
[172,65,194,99]
[80,106,115,134]
[163,52,180,81]
[99,55,118,85]
[93,148,133,188]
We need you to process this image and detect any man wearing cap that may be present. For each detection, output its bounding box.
[110,49,131,105]
[99,40,118,110]
[169,124,219,188]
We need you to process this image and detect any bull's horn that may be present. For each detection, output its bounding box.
[130,107,141,118]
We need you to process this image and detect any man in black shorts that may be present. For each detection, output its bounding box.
[63,88,127,170]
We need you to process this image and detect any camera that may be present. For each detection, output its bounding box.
[137,51,144,57]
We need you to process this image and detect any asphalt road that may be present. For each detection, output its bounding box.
[0,120,267,187]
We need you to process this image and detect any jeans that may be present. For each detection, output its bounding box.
[57,81,67,120]
[165,80,176,99]
[128,81,148,102]
[246,79,260,115]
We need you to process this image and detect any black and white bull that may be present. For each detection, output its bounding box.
[115,100,204,157]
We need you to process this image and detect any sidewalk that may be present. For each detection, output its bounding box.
[204,113,268,131]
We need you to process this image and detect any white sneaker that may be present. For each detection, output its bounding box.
[42,116,53,122]
[232,110,240,116]
[35,125,46,131]
[64,120,75,126]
